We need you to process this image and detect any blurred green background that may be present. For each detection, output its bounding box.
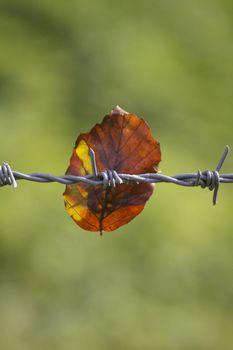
[0,1,233,349]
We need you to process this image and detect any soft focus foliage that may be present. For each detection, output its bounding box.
[0,1,232,349]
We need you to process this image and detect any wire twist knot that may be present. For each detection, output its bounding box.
[100,170,123,188]
[89,149,124,188]
[195,170,220,205]
[194,145,230,205]
[0,163,17,188]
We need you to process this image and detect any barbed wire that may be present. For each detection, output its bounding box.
[0,146,232,205]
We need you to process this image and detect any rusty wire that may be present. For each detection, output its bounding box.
[0,146,232,205]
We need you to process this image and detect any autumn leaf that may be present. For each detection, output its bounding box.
[63,106,161,233]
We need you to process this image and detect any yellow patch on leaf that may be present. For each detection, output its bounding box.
[76,140,93,174]
[65,199,88,222]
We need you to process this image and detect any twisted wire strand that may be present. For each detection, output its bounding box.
[0,146,232,205]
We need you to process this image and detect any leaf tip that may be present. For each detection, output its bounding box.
[111,105,129,116]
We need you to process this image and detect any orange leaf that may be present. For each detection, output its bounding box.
[63,106,161,233]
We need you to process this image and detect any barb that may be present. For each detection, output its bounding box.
[0,146,232,205]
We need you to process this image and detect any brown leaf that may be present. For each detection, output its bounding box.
[63,106,161,233]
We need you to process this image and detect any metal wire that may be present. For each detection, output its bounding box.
[0,146,232,205]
